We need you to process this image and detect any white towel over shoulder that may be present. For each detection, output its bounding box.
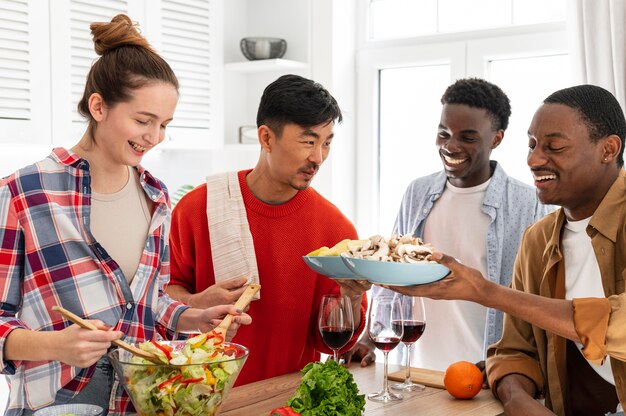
[206,172,260,299]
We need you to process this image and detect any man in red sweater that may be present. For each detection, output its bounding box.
[167,74,369,385]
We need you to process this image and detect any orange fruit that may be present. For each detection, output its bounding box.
[443,361,483,399]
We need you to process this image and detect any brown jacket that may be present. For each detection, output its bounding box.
[486,169,626,415]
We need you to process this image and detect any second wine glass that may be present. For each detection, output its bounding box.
[318,294,354,362]
[391,295,426,391]
[367,295,403,402]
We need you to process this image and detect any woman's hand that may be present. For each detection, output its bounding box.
[51,321,124,368]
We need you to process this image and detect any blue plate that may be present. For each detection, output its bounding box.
[340,256,449,286]
[302,256,362,279]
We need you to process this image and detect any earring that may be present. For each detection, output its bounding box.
[604,157,608,162]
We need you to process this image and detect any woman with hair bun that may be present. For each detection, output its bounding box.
[0,14,250,415]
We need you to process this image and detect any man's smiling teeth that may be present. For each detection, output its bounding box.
[129,141,146,152]
[443,155,466,165]
[533,173,557,181]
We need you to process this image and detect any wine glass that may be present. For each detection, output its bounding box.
[367,295,403,402]
[391,295,426,391]
[318,294,354,362]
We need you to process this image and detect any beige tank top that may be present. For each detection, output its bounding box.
[91,167,152,283]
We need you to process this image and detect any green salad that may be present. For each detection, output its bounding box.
[287,360,365,416]
[123,331,242,416]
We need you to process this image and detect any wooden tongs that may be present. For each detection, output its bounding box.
[213,283,260,337]
[52,284,260,364]
[52,305,163,365]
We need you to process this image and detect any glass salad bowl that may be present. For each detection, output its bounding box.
[108,338,249,416]
[33,404,104,416]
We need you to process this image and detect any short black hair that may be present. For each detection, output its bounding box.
[441,78,511,131]
[544,84,626,167]
[256,74,342,136]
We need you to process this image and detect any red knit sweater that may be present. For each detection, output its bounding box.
[169,170,367,385]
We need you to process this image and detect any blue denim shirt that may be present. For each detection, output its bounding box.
[377,161,553,357]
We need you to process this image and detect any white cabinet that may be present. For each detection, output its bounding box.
[0,0,221,150]
[222,0,311,145]
[0,0,51,145]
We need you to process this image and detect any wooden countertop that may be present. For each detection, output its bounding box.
[219,363,504,415]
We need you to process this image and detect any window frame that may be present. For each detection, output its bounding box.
[355,7,568,235]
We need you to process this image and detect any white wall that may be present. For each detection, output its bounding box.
[308,0,357,223]
[1,144,53,178]
[0,145,261,197]
[142,149,217,193]
[142,147,259,194]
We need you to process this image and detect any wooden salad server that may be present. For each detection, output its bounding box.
[52,305,163,365]
[214,283,261,338]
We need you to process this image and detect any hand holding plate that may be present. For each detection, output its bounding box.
[385,252,491,303]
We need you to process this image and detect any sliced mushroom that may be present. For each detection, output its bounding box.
[342,233,437,263]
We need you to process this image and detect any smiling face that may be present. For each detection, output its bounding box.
[92,81,178,166]
[527,103,620,220]
[436,103,503,188]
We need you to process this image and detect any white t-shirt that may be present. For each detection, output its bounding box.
[91,167,151,283]
[402,179,490,371]
[562,217,614,385]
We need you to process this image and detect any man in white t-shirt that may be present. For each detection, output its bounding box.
[343,78,551,372]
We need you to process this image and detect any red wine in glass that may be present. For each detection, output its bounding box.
[367,296,403,403]
[320,326,353,350]
[391,296,427,392]
[393,320,426,343]
[318,295,354,362]
[371,336,401,352]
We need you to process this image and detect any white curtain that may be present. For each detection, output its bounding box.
[568,0,626,110]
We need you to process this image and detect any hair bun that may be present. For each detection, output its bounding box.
[90,13,153,56]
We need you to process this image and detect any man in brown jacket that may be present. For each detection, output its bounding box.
[388,84,626,416]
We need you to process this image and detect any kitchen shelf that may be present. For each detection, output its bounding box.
[225,58,308,73]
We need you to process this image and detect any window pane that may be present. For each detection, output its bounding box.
[369,0,437,40]
[378,65,450,233]
[368,0,566,40]
[513,0,566,25]
[487,54,571,185]
[438,0,511,33]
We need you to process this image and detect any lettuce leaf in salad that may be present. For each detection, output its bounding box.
[287,360,365,416]
[122,331,241,416]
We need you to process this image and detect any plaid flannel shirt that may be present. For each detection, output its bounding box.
[0,148,190,415]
